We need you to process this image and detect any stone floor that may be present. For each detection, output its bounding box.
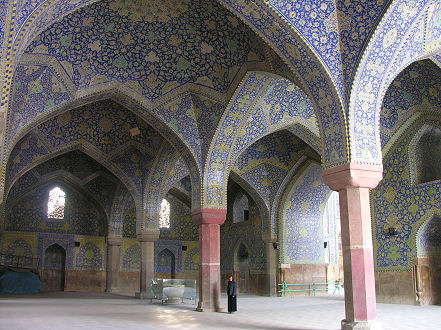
[0,292,440,330]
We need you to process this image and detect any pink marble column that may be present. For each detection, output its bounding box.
[323,163,383,330]
[137,229,160,299]
[106,236,122,292]
[192,209,227,312]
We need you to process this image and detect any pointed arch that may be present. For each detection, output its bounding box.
[204,71,322,210]
[3,88,201,211]
[5,141,141,211]
[229,170,270,233]
[349,0,437,166]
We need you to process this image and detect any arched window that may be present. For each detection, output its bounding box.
[47,187,66,219]
[233,192,249,223]
[159,199,170,228]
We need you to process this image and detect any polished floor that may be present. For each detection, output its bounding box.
[0,292,440,330]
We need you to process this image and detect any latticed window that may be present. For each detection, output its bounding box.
[47,187,66,219]
[159,199,170,228]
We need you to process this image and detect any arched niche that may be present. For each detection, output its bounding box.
[156,248,176,279]
[42,243,66,291]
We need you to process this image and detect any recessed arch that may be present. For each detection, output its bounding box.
[4,0,346,171]
[204,71,323,210]
[5,142,141,211]
[3,88,202,210]
[349,0,437,166]
[156,248,176,279]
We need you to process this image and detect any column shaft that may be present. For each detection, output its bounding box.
[192,209,226,312]
[323,163,383,330]
[339,187,376,323]
[106,236,122,292]
[263,233,278,296]
[137,230,160,299]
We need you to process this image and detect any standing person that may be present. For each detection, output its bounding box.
[227,275,237,314]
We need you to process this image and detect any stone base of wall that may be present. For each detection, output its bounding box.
[110,272,199,293]
[375,270,415,304]
[221,271,269,295]
[278,264,328,296]
[64,270,106,292]
[40,270,107,292]
[116,271,140,292]
[39,269,65,291]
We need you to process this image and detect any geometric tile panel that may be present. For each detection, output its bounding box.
[336,0,392,95]
[280,162,331,264]
[5,238,34,268]
[8,64,71,145]
[183,246,199,271]
[122,242,141,271]
[372,117,441,270]
[24,0,267,101]
[75,241,104,270]
[268,0,343,95]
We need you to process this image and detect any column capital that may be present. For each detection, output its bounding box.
[107,236,123,246]
[137,229,160,242]
[191,208,227,225]
[322,163,383,191]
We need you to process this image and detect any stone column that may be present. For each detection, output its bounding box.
[262,233,278,296]
[106,236,123,292]
[323,163,383,330]
[192,209,227,312]
[137,229,160,299]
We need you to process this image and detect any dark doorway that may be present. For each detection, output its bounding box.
[235,243,250,293]
[42,244,66,291]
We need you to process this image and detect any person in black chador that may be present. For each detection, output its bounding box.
[227,276,237,313]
